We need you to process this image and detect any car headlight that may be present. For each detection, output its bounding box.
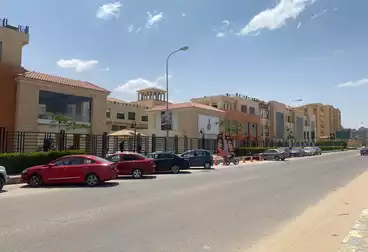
[22,169,28,174]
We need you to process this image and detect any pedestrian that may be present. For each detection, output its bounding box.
[137,144,142,153]
[119,141,125,152]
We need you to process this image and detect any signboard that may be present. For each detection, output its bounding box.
[198,115,220,135]
[161,110,172,130]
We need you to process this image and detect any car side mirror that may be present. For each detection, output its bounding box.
[48,163,54,168]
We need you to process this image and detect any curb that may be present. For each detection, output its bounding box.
[7,175,22,185]
[338,209,368,251]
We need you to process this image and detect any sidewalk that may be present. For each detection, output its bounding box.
[338,208,368,251]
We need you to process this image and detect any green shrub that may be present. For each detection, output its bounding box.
[0,150,86,175]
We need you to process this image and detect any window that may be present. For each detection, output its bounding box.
[241,105,248,113]
[116,112,125,120]
[106,111,111,118]
[158,153,174,159]
[53,157,85,166]
[142,115,148,121]
[128,112,136,120]
[106,155,120,162]
[249,106,256,115]
[0,41,2,61]
[122,154,139,161]
[195,150,206,156]
[111,125,124,131]
[212,103,218,108]
[38,90,91,123]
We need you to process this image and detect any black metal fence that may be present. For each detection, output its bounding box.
[0,128,318,156]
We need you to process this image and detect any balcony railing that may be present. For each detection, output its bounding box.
[225,93,260,102]
[0,18,29,34]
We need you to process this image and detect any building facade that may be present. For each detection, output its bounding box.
[302,103,342,139]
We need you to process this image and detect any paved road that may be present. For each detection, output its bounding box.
[0,151,366,252]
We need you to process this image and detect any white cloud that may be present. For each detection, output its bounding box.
[127,25,134,33]
[101,67,110,72]
[222,20,230,26]
[136,27,142,33]
[216,32,225,38]
[96,2,122,20]
[181,12,186,17]
[297,22,302,28]
[239,0,315,36]
[311,9,328,20]
[114,75,172,94]
[57,59,98,72]
[146,12,164,28]
[336,78,368,88]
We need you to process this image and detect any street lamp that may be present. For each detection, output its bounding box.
[165,46,189,148]
[130,121,137,152]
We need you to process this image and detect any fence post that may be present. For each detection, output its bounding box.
[174,135,179,154]
[151,134,156,153]
[102,132,108,157]
[184,135,188,151]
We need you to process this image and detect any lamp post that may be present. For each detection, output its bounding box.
[130,121,137,152]
[165,46,189,148]
[287,99,302,147]
[199,128,205,149]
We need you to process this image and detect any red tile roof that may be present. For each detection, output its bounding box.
[146,101,226,113]
[17,71,110,93]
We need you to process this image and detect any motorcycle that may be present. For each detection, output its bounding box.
[225,155,239,165]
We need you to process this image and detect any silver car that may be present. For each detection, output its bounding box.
[259,149,287,161]
[0,166,8,191]
[303,147,316,156]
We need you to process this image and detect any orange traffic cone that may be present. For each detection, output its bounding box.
[243,158,246,163]
[250,156,254,162]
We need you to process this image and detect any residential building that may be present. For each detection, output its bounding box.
[191,93,261,141]
[259,101,270,142]
[144,102,226,151]
[0,18,28,132]
[269,101,288,141]
[302,103,342,139]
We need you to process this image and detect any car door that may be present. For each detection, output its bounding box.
[120,154,140,175]
[59,157,86,183]
[46,157,73,182]
[157,153,174,171]
[183,151,197,166]
[106,154,123,174]
[192,151,205,166]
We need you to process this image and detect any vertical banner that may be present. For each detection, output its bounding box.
[161,110,172,130]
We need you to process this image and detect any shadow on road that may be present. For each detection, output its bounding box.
[19,181,120,189]
[115,175,157,180]
[0,189,8,194]
[156,171,192,175]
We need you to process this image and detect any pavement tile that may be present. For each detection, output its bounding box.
[339,209,368,251]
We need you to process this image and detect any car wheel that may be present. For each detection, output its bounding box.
[203,162,211,169]
[132,169,143,179]
[28,174,42,187]
[171,165,180,174]
[0,177,4,191]
[274,156,281,161]
[233,159,239,165]
[85,173,100,187]
[281,157,286,161]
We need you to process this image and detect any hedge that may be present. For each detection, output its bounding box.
[234,146,344,157]
[0,150,86,175]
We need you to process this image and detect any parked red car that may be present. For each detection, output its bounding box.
[105,152,156,179]
[21,155,118,187]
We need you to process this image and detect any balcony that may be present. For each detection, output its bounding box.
[1,18,29,34]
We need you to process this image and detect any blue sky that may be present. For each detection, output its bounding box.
[2,0,367,129]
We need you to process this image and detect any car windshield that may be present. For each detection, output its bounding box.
[292,148,301,151]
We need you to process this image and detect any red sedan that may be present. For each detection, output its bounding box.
[105,152,156,179]
[21,155,118,187]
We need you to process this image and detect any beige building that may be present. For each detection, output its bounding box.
[191,93,261,141]
[302,104,342,139]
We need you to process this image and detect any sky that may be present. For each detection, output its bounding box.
[2,0,368,129]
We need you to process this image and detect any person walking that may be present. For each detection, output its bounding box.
[119,141,125,152]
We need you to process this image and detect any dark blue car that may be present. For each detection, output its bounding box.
[181,149,213,169]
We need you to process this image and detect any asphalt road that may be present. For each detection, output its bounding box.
[0,151,366,252]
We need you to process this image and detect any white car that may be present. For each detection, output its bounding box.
[0,166,8,191]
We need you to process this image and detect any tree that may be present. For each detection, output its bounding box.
[49,113,90,131]
[218,119,244,137]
